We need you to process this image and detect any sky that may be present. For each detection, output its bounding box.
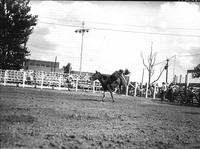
[27,1,200,84]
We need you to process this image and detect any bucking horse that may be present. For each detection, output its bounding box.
[90,69,130,102]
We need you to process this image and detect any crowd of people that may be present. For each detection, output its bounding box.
[130,82,200,105]
[158,82,199,104]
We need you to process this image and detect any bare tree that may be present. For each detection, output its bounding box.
[141,42,157,86]
[141,42,166,86]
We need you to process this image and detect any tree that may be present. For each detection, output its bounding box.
[192,64,200,78]
[141,42,165,86]
[0,0,38,70]
[63,63,72,74]
[141,43,157,86]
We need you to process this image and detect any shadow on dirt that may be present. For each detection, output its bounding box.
[78,98,101,102]
[151,99,200,108]
[63,97,105,103]
[0,114,36,124]
[183,112,200,115]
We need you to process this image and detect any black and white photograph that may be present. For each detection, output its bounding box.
[0,0,200,148]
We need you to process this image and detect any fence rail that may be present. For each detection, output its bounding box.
[0,69,102,92]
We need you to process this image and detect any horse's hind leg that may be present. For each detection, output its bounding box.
[102,92,106,102]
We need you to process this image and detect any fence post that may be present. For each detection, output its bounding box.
[126,84,129,96]
[22,71,26,88]
[59,74,61,90]
[173,75,176,84]
[186,74,189,87]
[179,74,182,83]
[75,77,79,92]
[40,72,44,89]
[153,84,156,99]
[134,82,137,97]
[93,81,95,93]
[4,70,7,86]
[184,74,189,101]
[175,75,177,84]
[125,74,130,96]
[145,82,149,98]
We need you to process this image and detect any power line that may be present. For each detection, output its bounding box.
[38,21,200,38]
[89,26,200,38]
[153,53,200,66]
[177,53,200,57]
[154,55,176,67]
[30,42,200,59]
[87,21,200,31]
[154,59,166,66]
[38,21,81,28]
[39,16,200,31]
[28,44,79,50]
[168,55,176,60]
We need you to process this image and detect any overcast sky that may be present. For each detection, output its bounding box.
[27,1,200,84]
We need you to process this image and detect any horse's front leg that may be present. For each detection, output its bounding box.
[109,91,115,102]
[102,92,106,102]
[106,89,114,102]
[107,86,115,102]
[118,85,122,94]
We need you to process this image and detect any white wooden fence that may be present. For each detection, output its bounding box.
[0,69,102,93]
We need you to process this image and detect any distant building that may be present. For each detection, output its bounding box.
[70,70,94,76]
[24,59,62,73]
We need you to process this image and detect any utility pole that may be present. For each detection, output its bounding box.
[75,21,89,77]
[54,56,57,73]
[173,55,176,81]
[165,58,169,83]
[141,68,144,86]
[52,56,57,90]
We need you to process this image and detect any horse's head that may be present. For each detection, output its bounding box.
[90,71,101,81]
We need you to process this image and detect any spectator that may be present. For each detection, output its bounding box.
[155,83,159,97]
[168,83,175,102]
[161,82,167,101]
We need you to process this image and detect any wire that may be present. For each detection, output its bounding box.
[153,60,166,66]
[5,21,200,38]
[153,55,176,67]
[38,21,200,38]
[177,53,200,57]
[28,44,79,50]
[168,55,176,60]
[40,16,200,31]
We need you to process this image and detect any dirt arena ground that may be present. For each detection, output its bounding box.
[0,86,200,149]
